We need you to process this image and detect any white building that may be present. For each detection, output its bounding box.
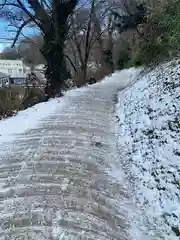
[0,60,45,85]
[0,60,27,78]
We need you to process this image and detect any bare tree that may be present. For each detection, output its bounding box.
[66,0,97,82]
[65,0,116,84]
[93,11,115,74]
[0,0,78,98]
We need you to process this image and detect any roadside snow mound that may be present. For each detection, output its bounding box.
[116,61,180,240]
[0,98,64,144]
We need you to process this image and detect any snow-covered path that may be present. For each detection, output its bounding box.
[0,69,138,240]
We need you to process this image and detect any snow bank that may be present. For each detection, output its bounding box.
[0,84,92,145]
[0,98,65,143]
[116,60,180,239]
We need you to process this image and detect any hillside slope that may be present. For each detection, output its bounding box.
[116,61,180,239]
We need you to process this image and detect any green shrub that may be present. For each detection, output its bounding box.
[116,51,131,69]
[0,88,22,119]
[132,0,180,65]
[114,37,133,69]
[114,0,180,68]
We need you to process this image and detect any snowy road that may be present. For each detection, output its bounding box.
[0,69,138,240]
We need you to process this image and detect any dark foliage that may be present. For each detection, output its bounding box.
[111,3,147,34]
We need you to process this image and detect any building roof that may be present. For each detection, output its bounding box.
[0,72,9,78]
[0,59,23,64]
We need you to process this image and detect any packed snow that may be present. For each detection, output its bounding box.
[115,60,180,239]
[0,61,179,239]
[0,98,65,143]
[0,68,137,145]
[0,85,91,145]
[0,69,140,240]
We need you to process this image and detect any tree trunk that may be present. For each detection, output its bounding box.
[42,41,69,98]
[81,62,88,84]
[40,0,77,99]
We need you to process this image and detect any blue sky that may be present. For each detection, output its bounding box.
[0,21,12,52]
[0,0,36,51]
[0,22,39,52]
[0,10,39,52]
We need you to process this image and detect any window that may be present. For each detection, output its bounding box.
[8,69,12,74]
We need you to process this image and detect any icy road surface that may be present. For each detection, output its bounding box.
[0,69,139,240]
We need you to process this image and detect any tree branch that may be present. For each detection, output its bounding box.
[16,0,43,31]
[0,2,22,9]
[84,0,95,64]
[65,38,80,68]
[11,18,32,47]
[64,53,78,73]
[27,0,51,33]
[0,0,7,10]
[70,16,84,66]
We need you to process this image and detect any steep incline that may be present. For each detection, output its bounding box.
[116,61,180,239]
